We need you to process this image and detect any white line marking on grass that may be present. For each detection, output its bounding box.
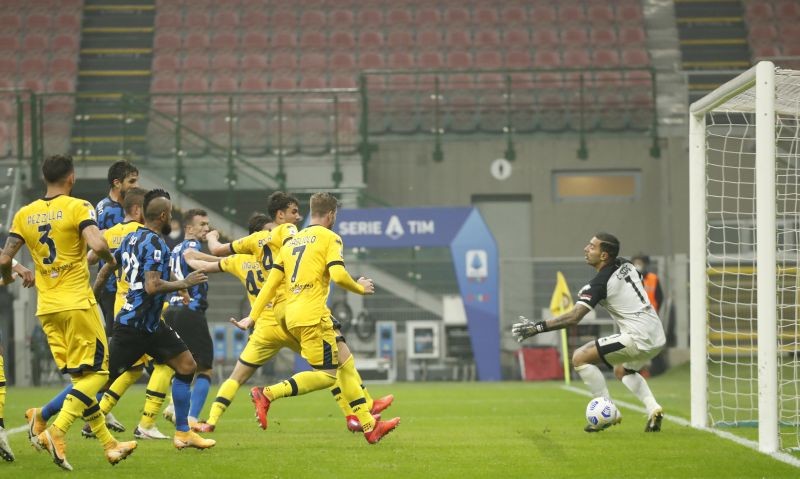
[6,425,28,435]
[562,385,800,469]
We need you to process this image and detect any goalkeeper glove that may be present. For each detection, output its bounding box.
[511,316,548,343]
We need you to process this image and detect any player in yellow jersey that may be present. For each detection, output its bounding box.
[0,154,137,471]
[245,192,400,444]
[0,258,34,462]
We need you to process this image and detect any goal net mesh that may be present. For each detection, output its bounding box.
[704,68,800,451]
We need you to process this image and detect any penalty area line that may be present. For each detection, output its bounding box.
[562,385,800,469]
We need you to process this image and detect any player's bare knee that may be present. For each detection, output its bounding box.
[614,365,626,380]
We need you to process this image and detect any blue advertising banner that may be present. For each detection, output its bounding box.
[293,206,500,381]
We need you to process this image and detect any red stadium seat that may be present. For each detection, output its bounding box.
[358,51,385,69]
[0,13,22,31]
[474,28,500,48]
[473,6,499,25]
[745,1,773,21]
[50,56,77,76]
[447,51,473,69]
[330,30,355,50]
[210,32,238,51]
[358,30,384,50]
[621,47,650,67]
[445,7,471,26]
[271,30,297,50]
[211,11,238,29]
[240,74,268,91]
[587,4,615,24]
[507,50,533,68]
[51,33,79,53]
[624,70,652,87]
[22,33,49,51]
[591,26,618,46]
[240,10,269,29]
[20,57,47,75]
[299,76,326,89]
[299,52,327,72]
[386,9,413,25]
[415,7,441,25]
[25,13,51,31]
[269,73,296,89]
[153,54,180,72]
[209,75,237,93]
[269,10,297,30]
[475,50,502,69]
[776,1,800,19]
[751,43,780,59]
[300,31,326,50]
[558,3,585,23]
[563,49,590,68]
[0,34,19,51]
[445,29,472,50]
[418,51,443,68]
[46,77,74,93]
[416,29,442,50]
[242,31,269,51]
[592,48,620,67]
[211,53,238,71]
[503,27,530,46]
[155,12,181,29]
[618,3,644,23]
[330,73,357,89]
[299,10,326,29]
[329,9,354,28]
[357,8,383,25]
[619,26,647,45]
[54,12,81,31]
[533,50,560,68]
[183,53,210,72]
[778,22,800,41]
[388,51,414,69]
[181,76,209,92]
[241,53,268,71]
[154,32,181,51]
[561,26,589,46]
[184,11,210,29]
[184,32,210,51]
[530,5,557,24]
[594,70,623,88]
[330,51,356,71]
[532,27,559,47]
[748,23,778,44]
[500,5,528,25]
[270,52,297,70]
[19,78,45,92]
[387,29,413,50]
[151,74,179,93]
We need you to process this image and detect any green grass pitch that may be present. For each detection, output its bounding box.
[1,364,798,478]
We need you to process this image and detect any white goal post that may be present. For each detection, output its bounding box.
[690,61,800,454]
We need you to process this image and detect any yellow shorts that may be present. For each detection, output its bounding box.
[39,306,109,375]
[288,315,338,370]
[238,319,300,367]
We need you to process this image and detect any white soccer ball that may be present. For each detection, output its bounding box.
[586,397,617,429]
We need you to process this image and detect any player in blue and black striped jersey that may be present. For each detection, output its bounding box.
[163,209,214,429]
[95,161,139,337]
[99,189,215,450]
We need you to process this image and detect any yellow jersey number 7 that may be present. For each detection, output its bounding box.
[290,245,306,282]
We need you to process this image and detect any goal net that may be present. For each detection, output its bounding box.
[690,62,800,454]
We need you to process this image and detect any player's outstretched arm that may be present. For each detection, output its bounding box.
[330,265,373,295]
[0,235,24,284]
[145,269,207,295]
[183,248,222,264]
[82,224,115,264]
[511,304,592,342]
[206,230,233,256]
[246,266,284,320]
[185,257,222,274]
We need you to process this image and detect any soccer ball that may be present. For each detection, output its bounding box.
[586,397,617,429]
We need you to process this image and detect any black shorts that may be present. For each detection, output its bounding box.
[98,289,117,337]
[108,322,188,382]
[164,306,214,370]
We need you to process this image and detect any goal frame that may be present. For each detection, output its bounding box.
[689,61,778,453]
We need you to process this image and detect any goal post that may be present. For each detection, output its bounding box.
[689,61,800,454]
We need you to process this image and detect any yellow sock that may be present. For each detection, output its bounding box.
[0,355,6,428]
[207,378,240,426]
[100,367,143,413]
[53,371,109,434]
[264,371,336,401]
[83,401,115,447]
[329,378,354,417]
[351,362,374,411]
[337,356,375,432]
[139,364,173,429]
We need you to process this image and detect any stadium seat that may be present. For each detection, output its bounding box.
[328,9,354,28]
[533,50,560,68]
[153,54,180,72]
[358,51,385,69]
[563,49,590,68]
[22,33,49,51]
[299,9,326,29]
[445,29,472,50]
[778,22,800,41]
[618,3,644,23]
[587,4,615,24]
[473,6,499,25]
[270,52,297,70]
[507,50,533,68]
[299,76,326,89]
[776,0,800,19]
[330,30,356,50]
[241,53,268,72]
[386,9,413,26]
[561,26,589,46]
[269,10,297,30]
[619,26,647,45]
[270,73,296,89]
[622,47,650,67]
[532,27,559,47]
[210,75,238,92]
[329,73,357,89]
[0,13,22,31]
[415,7,441,25]
[210,32,238,52]
[50,56,77,77]
[745,1,773,21]
[419,51,443,69]
[558,3,586,23]
[358,30,384,50]
[270,30,296,50]
[530,5,557,24]
[330,51,356,71]
[0,35,19,51]
[624,69,653,87]
[211,11,238,29]
[357,8,383,25]
[748,23,778,44]
[25,13,51,31]
[54,12,80,31]
[155,12,181,29]
[591,26,618,46]
[299,52,327,73]
[154,32,181,51]
[447,51,473,69]
[387,29,413,51]
[474,28,500,48]
[211,53,239,72]
[592,48,620,67]
[475,50,503,69]
[151,74,179,93]
[20,57,47,76]
[444,7,471,26]
[416,29,442,50]
[388,51,414,69]
[242,31,269,51]
[500,5,528,25]
[503,27,530,46]
[183,53,210,73]
[240,10,269,29]
[52,33,79,53]
[300,31,326,50]
[184,32,210,51]
[184,11,210,29]
[240,74,268,91]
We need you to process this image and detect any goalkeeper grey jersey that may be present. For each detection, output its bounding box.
[576,258,666,352]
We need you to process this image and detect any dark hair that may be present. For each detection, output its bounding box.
[595,232,620,259]
[631,253,650,265]
[248,213,272,234]
[41,154,74,184]
[267,191,299,220]
[122,187,146,215]
[107,161,139,187]
[143,188,171,220]
[183,208,208,227]
[310,192,340,217]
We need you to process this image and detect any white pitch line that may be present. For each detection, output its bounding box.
[562,385,800,469]
[6,424,28,435]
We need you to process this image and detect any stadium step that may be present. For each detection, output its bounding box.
[71,0,155,161]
